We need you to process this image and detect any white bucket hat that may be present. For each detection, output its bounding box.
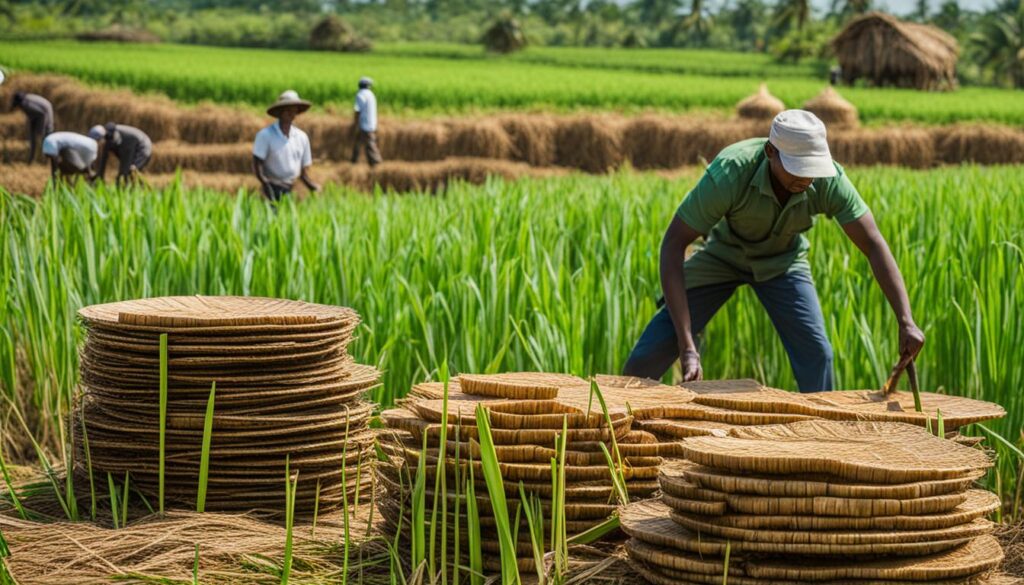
[87,125,107,140]
[769,110,836,178]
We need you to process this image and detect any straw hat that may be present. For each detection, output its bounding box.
[266,90,312,117]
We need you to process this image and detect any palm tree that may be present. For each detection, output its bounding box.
[676,0,713,41]
[773,0,811,31]
[970,3,1024,88]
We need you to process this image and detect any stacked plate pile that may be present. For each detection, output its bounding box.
[377,372,699,571]
[622,420,1005,585]
[634,379,1005,446]
[75,296,380,514]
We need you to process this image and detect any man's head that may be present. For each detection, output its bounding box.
[11,91,25,110]
[277,105,300,125]
[358,77,373,90]
[266,89,311,120]
[765,110,836,194]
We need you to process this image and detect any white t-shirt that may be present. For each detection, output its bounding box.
[42,132,98,165]
[252,121,312,185]
[354,88,377,132]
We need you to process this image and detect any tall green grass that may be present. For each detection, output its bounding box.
[3,40,1024,124]
[0,167,1021,510]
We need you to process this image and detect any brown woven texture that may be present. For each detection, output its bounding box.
[679,420,991,483]
[679,460,985,499]
[809,389,1006,429]
[457,372,583,399]
[75,296,377,515]
[621,499,975,556]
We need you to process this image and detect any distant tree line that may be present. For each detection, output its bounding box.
[1,0,1022,87]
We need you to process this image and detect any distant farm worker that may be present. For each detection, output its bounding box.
[11,91,54,164]
[88,123,153,184]
[624,110,924,392]
[252,90,320,202]
[41,131,97,182]
[351,76,381,167]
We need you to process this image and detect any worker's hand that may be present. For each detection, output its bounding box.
[899,321,925,359]
[679,348,703,382]
[309,182,322,194]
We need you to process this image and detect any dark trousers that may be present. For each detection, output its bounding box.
[623,271,834,392]
[262,182,292,202]
[351,130,382,166]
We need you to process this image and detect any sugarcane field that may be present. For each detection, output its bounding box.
[1,2,1023,584]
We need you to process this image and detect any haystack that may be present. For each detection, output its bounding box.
[555,116,624,173]
[736,84,785,121]
[74,296,380,515]
[832,11,958,91]
[446,118,514,159]
[622,420,1005,584]
[803,86,859,129]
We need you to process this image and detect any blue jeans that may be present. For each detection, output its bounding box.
[623,271,834,392]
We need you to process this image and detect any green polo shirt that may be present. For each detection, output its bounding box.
[677,138,868,289]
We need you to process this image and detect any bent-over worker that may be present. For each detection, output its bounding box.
[89,123,153,184]
[351,76,381,167]
[252,90,319,202]
[623,110,924,392]
[42,131,97,182]
[12,91,54,164]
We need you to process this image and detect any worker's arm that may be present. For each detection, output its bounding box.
[96,142,109,182]
[27,121,37,164]
[299,166,320,193]
[252,155,273,197]
[841,211,925,359]
[49,156,58,181]
[660,216,704,381]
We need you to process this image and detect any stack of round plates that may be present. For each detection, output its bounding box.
[621,420,1003,584]
[74,296,380,514]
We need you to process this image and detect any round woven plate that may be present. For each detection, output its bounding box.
[409,398,632,430]
[808,390,1006,430]
[678,460,986,499]
[621,499,973,557]
[79,296,357,328]
[679,420,992,483]
[380,408,628,444]
[638,418,739,438]
[458,372,585,400]
[85,330,353,357]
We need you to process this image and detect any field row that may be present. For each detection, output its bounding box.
[3,41,1024,125]
[2,168,1021,472]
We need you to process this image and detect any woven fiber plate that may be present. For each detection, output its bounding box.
[669,512,994,545]
[406,397,632,430]
[680,420,991,483]
[661,486,970,517]
[621,499,973,557]
[690,387,852,418]
[638,418,739,438]
[680,378,765,395]
[457,372,586,399]
[84,329,353,357]
[808,390,1006,430]
[680,461,985,499]
[79,296,357,327]
[380,408,627,444]
[669,488,1000,531]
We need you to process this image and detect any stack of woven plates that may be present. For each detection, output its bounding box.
[377,372,699,571]
[75,296,380,514]
[634,379,1006,445]
[622,420,1005,585]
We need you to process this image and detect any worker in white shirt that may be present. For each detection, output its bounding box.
[252,90,320,202]
[42,131,97,182]
[351,77,382,167]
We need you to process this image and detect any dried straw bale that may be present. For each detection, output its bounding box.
[803,87,859,130]
[0,113,23,139]
[499,114,559,166]
[46,82,181,141]
[147,141,252,174]
[177,104,262,144]
[933,124,1024,165]
[736,84,786,121]
[445,118,514,159]
[623,116,759,169]
[302,115,352,161]
[378,120,448,161]
[555,115,624,173]
[829,126,935,168]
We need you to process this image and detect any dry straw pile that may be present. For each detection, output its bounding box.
[803,87,860,129]
[377,373,704,570]
[74,295,380,514]
[736,84,786,121]
[622,420,1006,585]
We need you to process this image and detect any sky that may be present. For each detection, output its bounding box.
[833,0,996,14]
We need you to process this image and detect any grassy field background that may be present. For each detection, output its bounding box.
[1,167,1021,496]
[3,41,1024,124]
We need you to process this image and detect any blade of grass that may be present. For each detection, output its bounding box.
[281,455,296,585]
[79,400,96,521]
[192,543,200,585]
[518,484,545,585]
[465,456,483,585]
[121,471,130,527]
[474,404,521,585]
[196,381,216,513]
[0,447,25,520]
[107,472,120,529]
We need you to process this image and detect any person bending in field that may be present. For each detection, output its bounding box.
[89,123,153,184]
[252,90,320,202]
[623,110,925,392]
[12,91,54,164]
[42,131,98,182]
[351,76,381,167]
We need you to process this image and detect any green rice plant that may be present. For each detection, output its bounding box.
[566,516,619,545]
[311,478,322,538]
[196,381,216,513]
[158,333,168,517]
[428,362,450,585]
[518,484,546,585]
[340,414,351,585]
[474,404,520,585]
[121,471,130,527]
[722,541,731,585]
[281,456,297,585]
[0,525,13,585]
[550,418,568,582]
[192,543,199,585]
[588,380,628,504]
[937,409,945,438]
[464,461,483,585]
[452,414,462,585]
[0,446,25,520]
[107,472,120,529]
[79,401,96,521]
[3,396,71,520]
[410,434,427,571]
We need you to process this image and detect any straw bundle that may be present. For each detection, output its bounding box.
[803,87,860,129]
[74,296,380,515]
[736,84,786,121]
[621,420,1005,584]
[446,118,514,159]
[377,372,698,571]
[555,116,624,173]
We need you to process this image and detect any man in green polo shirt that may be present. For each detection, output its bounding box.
[624,110,924,391]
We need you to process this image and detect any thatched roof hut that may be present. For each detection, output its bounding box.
[831,12,958,91]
